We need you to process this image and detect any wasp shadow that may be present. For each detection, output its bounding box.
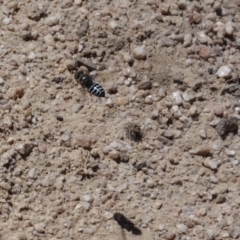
[113,213,142,235]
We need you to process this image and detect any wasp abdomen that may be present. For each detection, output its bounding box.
[89,83,105,97]
[74,71,105,98]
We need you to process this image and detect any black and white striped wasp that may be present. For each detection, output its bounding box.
[74,71,105,98]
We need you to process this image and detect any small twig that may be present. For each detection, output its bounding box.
[84,150,90,168]
[217,77,239,97]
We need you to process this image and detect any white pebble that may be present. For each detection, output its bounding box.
[199,129,207,139]
[158,224,165,231]
[204,159,218,170]
[213,21,225,32]
[122,52,133,63]
[74,0,82,5]
[147,179,155,188]
[124,78,132,86]
[44,34,55,46]
[182,92,191,101]
[196,31,208,44]
[225,21,234,36]
[0,181,11,191]
[183,33,192,47]
[225,148,235,156]
[109,141,122,150]
[145,95,153,104]
[109,150,120,160]
[108,20,118,30]
[216,66,231,78]
[28,168,37,179]
[104,211,113,220]
[28,52,36,60]
[20,22,29,30]
[185,59,192,66]
[102,146,111,154]
[34,223,46,233]
[105,98,114,108]
[45,15,60,26]
[81,201,91,210]
[2,17,11,25]
[82,194,94,203]
[206,229,216,239]
[176,223,188,233]
[132,45,146,60]
[173,91,183,105]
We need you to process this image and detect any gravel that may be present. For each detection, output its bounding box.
[1,0,240,239]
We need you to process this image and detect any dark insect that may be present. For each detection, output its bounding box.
[74,71,105,98]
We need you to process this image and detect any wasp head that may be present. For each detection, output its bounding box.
[74,71,84,83]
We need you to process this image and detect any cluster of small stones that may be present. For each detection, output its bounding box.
[1,0,240,239]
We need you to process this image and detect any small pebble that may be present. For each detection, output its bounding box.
[196,45,211,59]
[15,143,34,156]
[132,45,146,60]
[178,0,187,10]
[44,34,55,46]
[74,0,82,5]
[229,227,240,239]
[145,95,153,104]
[204,159,218,170]
[107,82,118,94]
[225,148,235,156]
[108,20,118,30]
[216,194,226,204]
[109,150,120,161]
[215,117,238,138]
[183,34,192,47]
[61,132,71,141]
[216,66,231,78]
[122,52,134,64]
[158,224,165,231]
[81,201,91,211]
[173,91,183,105]
[189,106,198,116]
[2,17,12,25]
[0,181,11,191]
[206,228,216,239]
[225,21,234,36]
[214,106,223,117]
[166,232,176,240]
[196,31,208,44]
[34,223,46,234]
[105,98,114,107]
[28,168,37,179]
[72,134,97,149]
[82,194,94,203]
[138,81,152,90]
[199,129,207,139]
[176,223,188,233]
[104,211,113,220]
[45,15,60,26]
[161,37,175,47]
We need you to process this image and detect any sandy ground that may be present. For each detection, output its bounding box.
[1,0,240,239]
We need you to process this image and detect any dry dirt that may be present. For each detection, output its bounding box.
[1,0,240,240]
